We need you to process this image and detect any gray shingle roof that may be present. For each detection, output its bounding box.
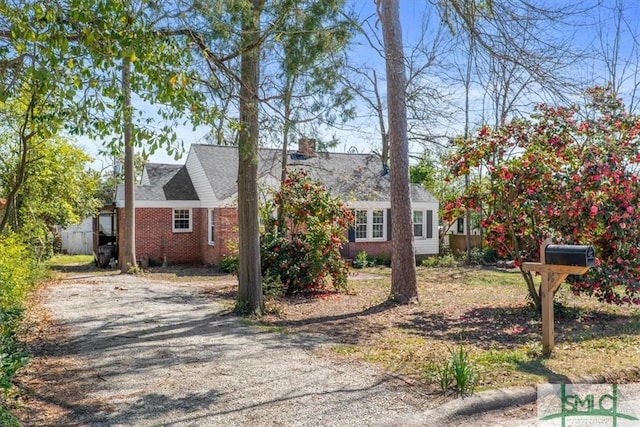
[116,163,199,201]
[189,144,437,203]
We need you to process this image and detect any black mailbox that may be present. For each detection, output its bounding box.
[545,245,596,267]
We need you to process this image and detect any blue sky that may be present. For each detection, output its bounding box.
[80,0,640,169]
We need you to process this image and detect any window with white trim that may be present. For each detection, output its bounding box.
[354,209,386,241]
[173,208,192,232]
[372,209,384,239]
[208,209,215,245]
[355,210,368,239]
[413,210,424,237]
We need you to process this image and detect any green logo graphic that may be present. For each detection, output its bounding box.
[539,384,639,426]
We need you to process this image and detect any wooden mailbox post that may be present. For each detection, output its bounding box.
[522,239,595,355]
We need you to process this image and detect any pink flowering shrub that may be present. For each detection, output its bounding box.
[444,87,640,309]
[261,169,353,295]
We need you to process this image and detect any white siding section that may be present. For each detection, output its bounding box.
[414,238,438,256]
[408,202,438,255]
[57,217,93,255]
[140,167,150,185]
[186,149,217,205]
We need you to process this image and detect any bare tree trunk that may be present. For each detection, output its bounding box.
[372,70,389,166]
[378,0,418,303]
[237,0,264,315]
[277,83,293,234]
[121,57,137,273]
[0,90,35,234]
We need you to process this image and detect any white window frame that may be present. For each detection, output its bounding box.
[172,208,192,233]
[355,209,368,239]
[208,209,215,245]
[371,209,385,239]
[354,209,386,242]
[413,210,424,238]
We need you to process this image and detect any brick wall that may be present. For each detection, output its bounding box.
[342,241,393,262]
[118,207,205,266]
[118,206,393,268]
[201,207,238,266]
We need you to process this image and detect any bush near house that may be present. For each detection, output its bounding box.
[261,169,353,295]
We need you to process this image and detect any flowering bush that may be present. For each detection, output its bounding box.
[444,87,640,309]
[261,169,353,295]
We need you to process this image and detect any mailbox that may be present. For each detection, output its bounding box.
[545,244,596,267]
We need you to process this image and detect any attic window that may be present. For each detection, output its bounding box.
[173,208,192,232]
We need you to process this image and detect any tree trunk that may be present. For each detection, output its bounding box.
[521,269,542,312]
[0,89,37,234]
[121,57,137,273]
[237,0,264,315]
[277,83,293,234]
[378,0,418,303]
[373,70,389,166]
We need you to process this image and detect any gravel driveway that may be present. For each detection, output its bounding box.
[22,272,435,426]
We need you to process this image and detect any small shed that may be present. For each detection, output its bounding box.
[57,217,93,255]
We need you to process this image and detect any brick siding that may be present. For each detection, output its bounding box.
[201,208,238,266]
[119,207,395,267]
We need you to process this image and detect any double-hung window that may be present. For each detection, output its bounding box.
[355,210,368,239]
[413,210,434,239]
[173,208,192,232]
[353,209,386,241]
[413,211,424,237]
[371,209,384,239]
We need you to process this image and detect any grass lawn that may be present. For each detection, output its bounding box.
[258,266,640,392]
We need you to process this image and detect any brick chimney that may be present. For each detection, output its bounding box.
[297,138,317,157]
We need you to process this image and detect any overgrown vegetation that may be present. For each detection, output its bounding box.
[0,234,42,422]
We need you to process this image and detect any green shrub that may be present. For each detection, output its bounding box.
[262,274,284,298]
[352,250,370,269]
[0,234,37,420]
[374,254,391,267]
[421,254,461,268]
[0,308,28,391]
[483,247,498,264]
[0,234,35,310]
[469,248,485,265]
[219,255,239,274]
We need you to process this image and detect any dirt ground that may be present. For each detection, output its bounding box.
[8,267,439,426]
[7,264,640,425]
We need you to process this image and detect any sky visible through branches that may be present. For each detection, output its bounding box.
[79,0,640,167]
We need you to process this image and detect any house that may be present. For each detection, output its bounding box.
[114,141,439,267]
